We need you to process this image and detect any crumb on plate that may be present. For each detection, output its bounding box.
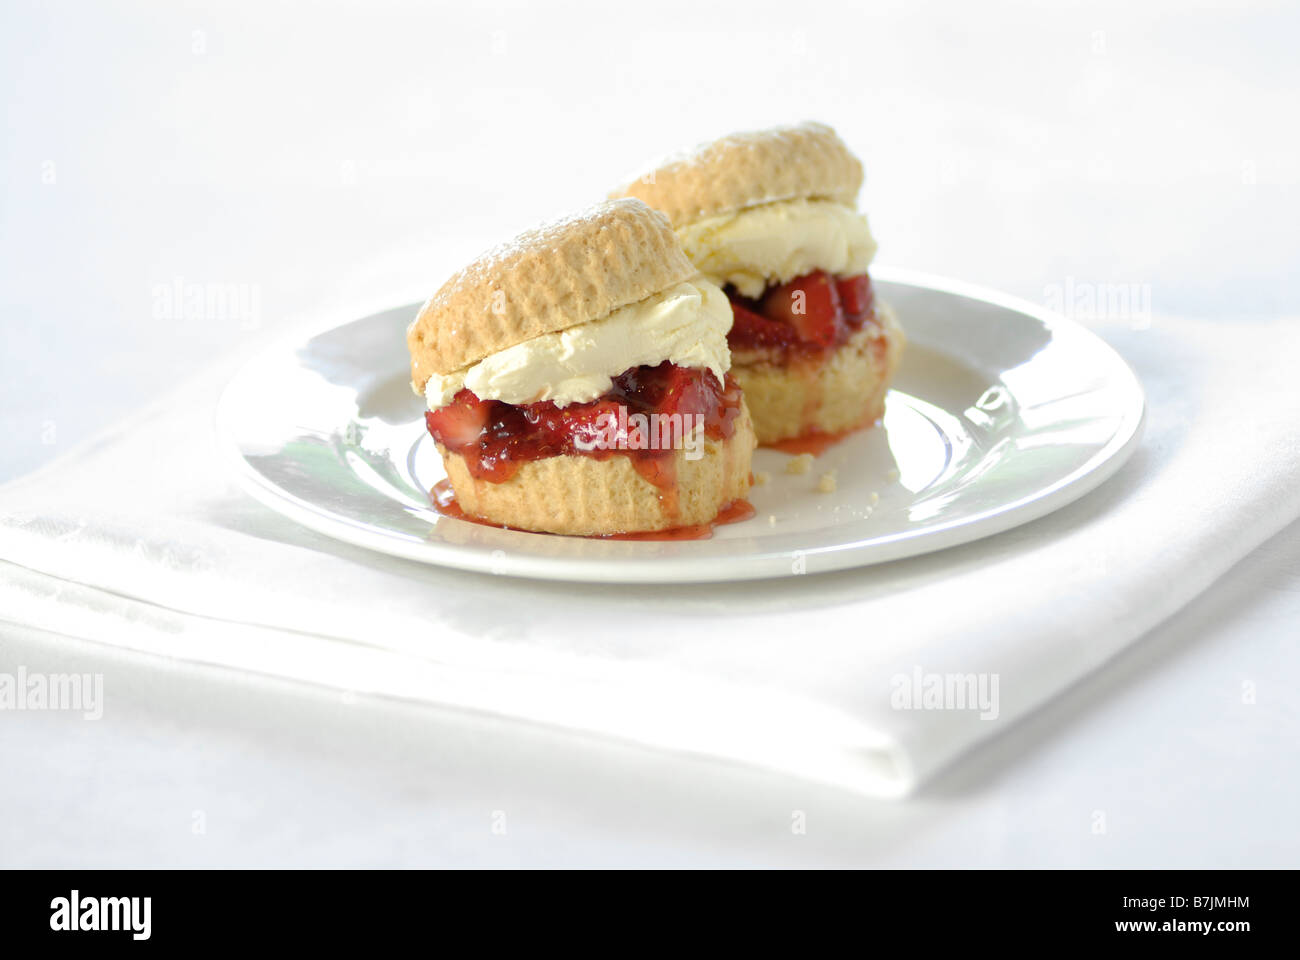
[786,453,814,475]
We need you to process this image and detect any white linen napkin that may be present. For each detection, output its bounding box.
[2,311,1297,796]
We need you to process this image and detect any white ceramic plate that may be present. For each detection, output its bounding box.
[217,268,1144,582]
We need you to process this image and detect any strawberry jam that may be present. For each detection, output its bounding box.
[726,270,877,360]
[425,362,744,487]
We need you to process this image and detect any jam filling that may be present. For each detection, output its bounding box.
[425,361,745,488]
[725,270,879,360]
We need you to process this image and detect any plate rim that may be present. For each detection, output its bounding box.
[216,267,1146,583]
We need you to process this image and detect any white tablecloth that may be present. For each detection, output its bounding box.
[3,310,1299,800]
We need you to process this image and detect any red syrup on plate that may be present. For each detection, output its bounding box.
[764,420,878,457]
[603,499,756,541]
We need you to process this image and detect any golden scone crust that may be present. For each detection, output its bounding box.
[609,122,864,227]
[731,304,904,445]
[440,405,755,536]
[407,198,696,391]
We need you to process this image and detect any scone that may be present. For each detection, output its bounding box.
[407,198,755,537]
[611,122,904,448]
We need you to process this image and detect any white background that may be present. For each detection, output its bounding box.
[2,0,1298,866]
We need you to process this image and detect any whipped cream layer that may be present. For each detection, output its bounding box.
[677,198,878,298]
[424,278,732,410]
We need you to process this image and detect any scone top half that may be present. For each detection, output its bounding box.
[608,122,877,300]
[407,198,733,412]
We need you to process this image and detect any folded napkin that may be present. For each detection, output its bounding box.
[2,310,1297,796]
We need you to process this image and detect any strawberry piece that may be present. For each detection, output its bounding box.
[835,273,874,321]
[425,389,491,448]
[655,363,708,416]
[728,300,799,350]
[760,271,844,347]
[550,399,623,451]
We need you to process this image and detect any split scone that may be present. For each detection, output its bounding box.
[407,199,755,536]
[611,122,904,448]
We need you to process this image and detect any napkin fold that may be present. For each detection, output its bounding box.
[2,312,1298,796]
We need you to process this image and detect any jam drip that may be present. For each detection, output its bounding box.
[426,362,745,487]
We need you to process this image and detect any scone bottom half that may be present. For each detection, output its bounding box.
[426,363,756,537]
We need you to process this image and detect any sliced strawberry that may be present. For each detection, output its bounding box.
[553,399,623,451]
[425,389,491,448]
[650,363,691,410]
[664,365,716,417]
[835,273,874,321]
[728,300,800,351]
[760,271,844,347]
